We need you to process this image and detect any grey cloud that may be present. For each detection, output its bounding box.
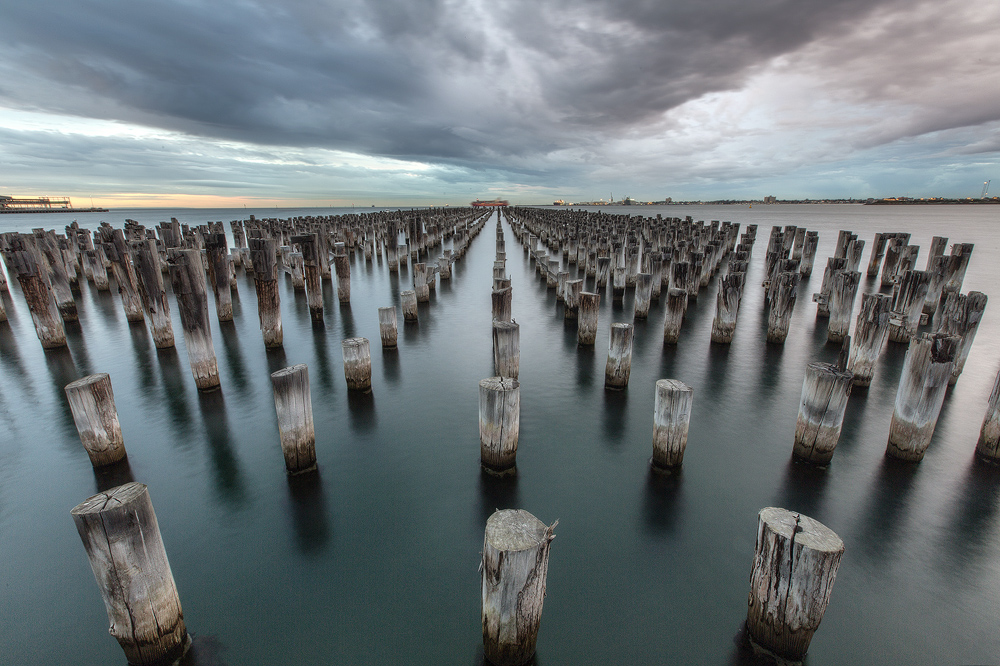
[1,0,914,166]
[2,0,998,203]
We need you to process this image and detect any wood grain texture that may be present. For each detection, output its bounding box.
[847,293,891,387]
[605,323,634,390]
[492,287,512,323]
[827,270,860,343]
[133,239,175,349]
[492,322,520,380]
[577,292,600,346]
[662,287,687,345]
[167,249,220,390]
[767,271,799,344]
[887,334,958,461]
[481,509,556,666]
[9,246,67,348]
[378,306,398,348]
[711,272,744,344]
[651,379,693,469]
[887,270,930,343]
[249,238,283,348]
[65,373,127,467]
[71,483,188,665]
[400,290,418,321]
[342,337,372,392]
[977,366,1000,463]
[479,377,520,472]
[271,364,317,474]
[746,507,844,662]
[793,363,853,464]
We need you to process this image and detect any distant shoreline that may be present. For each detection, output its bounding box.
[0,207,109,214]
[864,198,1000,205]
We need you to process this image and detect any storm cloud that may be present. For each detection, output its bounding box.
[1,0,998,201]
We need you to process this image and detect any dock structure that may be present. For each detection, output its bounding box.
[0,194,108,213]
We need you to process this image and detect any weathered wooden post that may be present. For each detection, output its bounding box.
[711,272,743,343]
[34,233,78,321]
[813,258,845,318]
[555,271,568,302]
[65,373,128,467]
[685,252,703,300]
[767,272,800,344]
[133,238,175,348]
[634,272,653,319]
[943,242,973,294]
[936,291,987,385]
[342,337,372,392]
[886,333,958,461]
[977,367,1000,463]
[866,232,888,277]
[847,293,891,387]
[564,278,582,320]
[799,231,819,276]
[333,251,351,304]
[746,508,844,662]
[578,292,600,346]
[827,270,860,343]
[482,509,556,666]
[650,379,693,470]
[596,256,611,287]
[612,266,626,303]
[492,286,512,322]
[378,306,398,348]
[605,323,634,389]
[87,247,112,291]
[663,287,688,344]
[291,233,324,320]
[888,270,930,343]
[167,250,221,391]
[71,483,189,666]
[922,255,950,322]
[270,364,317,474]
[479,377,520,473]
[670,260,689,296]
[7,246,67,348]
[493,321,520,379]
[202,233,233,322]
[793,355,853,464]
[283,247,305,287]
[249,238,283,348]
[413,262,430,302]
[546,260,560,289]
[401,290,418,322]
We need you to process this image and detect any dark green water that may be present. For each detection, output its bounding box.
[1,205,999,664]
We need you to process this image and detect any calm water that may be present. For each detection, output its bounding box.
[1,204,999,665]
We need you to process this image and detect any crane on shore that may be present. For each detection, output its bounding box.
[982,180,991,198]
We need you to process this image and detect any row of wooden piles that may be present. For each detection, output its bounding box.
[30,205,998,666]
[471,212,834,665]
[57,208,493,665]
[0,208,488,390]
[501,206,757,354]
[794,228,992,466]
[470,211,996,663]
[480,208,999,468]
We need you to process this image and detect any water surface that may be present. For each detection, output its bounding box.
[1,204,999,664]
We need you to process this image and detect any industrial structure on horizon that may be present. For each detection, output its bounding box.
[1,193,108,213]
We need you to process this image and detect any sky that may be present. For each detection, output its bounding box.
[1,0,999,207]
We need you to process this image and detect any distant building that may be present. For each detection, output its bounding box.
[763,195,777,204]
